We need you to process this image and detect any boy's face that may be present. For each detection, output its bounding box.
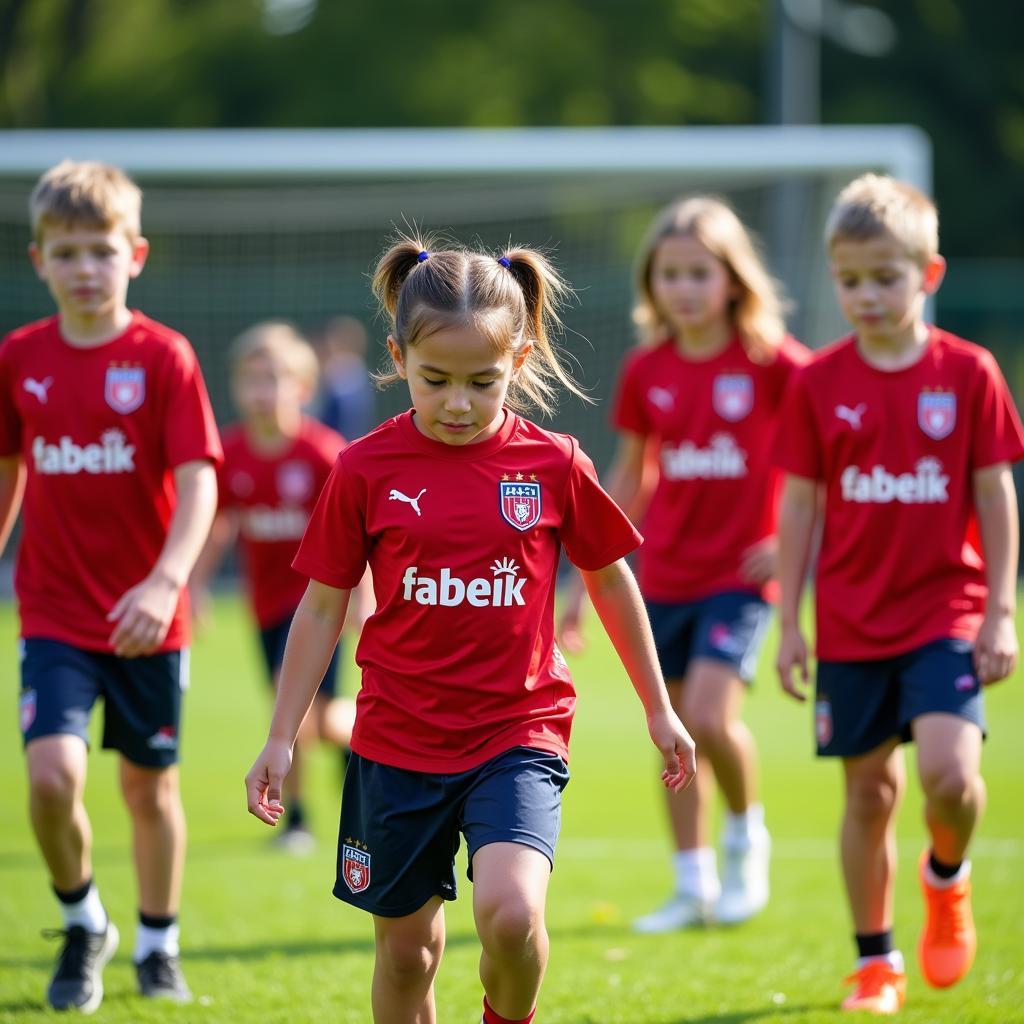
[30,223,148,324]
[232,351,309,425]
[829,233,945,345]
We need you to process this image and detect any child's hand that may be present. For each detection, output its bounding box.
[647,707,696,793]
[189,584,212,633]
[556,608,586,656]
[739,536,778,585]
[107,570,180,657]
[974,611,1018,685]
[245,739,292,826]
[776,624,811,701]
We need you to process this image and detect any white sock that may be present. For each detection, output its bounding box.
[58,883,108,933]
[923,857,971,889]
[723,802,766,850]
[857,950,905,972]
[673,847,720,901]
[134,921,180,963]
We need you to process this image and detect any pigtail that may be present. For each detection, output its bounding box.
[500,248,591,416]
[371,233,435,322]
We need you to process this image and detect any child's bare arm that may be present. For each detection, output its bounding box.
[776,473,818,701]
[581,557,696,792]
[107,459,218,657]
[0,455,25,557]
[973,461,1019,684]
[246,579,351,824]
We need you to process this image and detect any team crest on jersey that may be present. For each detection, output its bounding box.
[277,460,314,502]
[104,365,146,414]
[815,700,833,747]
[918,390,956,440]
[341,840,371,893]
[712,374,753,422]
[500,481,541,531]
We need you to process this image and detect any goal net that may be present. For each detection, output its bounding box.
[0,126,930,470]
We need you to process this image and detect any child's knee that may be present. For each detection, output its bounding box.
[29,760,78,809]
[478,899,545,960]
[846,775,901,822]
[921,761,979,807]
[121,767,180,820]
[376,925,443,984]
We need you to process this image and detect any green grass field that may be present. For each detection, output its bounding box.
[1,595,1022,1023]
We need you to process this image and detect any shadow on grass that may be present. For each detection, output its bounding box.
[670,1007,831,1023]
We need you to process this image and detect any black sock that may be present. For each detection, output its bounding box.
[286,802,306,831]
[54,878,93,905]
[139,911,176,930]
[855,930,894,960]
[928,852,962,879]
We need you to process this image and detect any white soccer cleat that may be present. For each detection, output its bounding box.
[716,828,771,925]
[632,893,714,933]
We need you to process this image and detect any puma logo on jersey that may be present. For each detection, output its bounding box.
[401,557,526,607]
[840,458,949,504]
[32,430,136,475]
[389,487,426,516]
[660,433,747,480]
[23,377,53,403]
[835,403,867,429]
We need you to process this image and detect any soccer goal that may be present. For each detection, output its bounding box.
[0,125,930,468]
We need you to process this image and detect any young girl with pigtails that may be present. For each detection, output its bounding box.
[560,196,807,932]
[245,235,696,1024]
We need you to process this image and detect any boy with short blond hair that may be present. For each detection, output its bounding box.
[0,160,222,1011]
[775,173,1024,1015]
[191,320,354,853]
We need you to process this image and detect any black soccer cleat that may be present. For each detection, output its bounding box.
[136,950,193,1002]
[45,921,119,1014]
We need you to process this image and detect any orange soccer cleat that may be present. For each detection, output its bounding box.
[841,960,907,1014]
[918,851,976,988]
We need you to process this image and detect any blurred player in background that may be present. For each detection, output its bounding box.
[0,160,222,1010]
[190,321,356,854]
[315,314,376,440]
[560,196,807,931]
[775,174,1024,1014]
[245,235,696,1024]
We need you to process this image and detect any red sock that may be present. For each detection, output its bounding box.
[482,996,536,1024]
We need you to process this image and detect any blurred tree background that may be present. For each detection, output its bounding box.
[3,0,1022,262]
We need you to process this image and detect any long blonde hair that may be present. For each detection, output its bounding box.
[372,233,589,416]
[633,196,787,362]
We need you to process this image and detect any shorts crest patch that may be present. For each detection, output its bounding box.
[105,365,146,414]
[19,688,36,734]
[713,373,753,422]
[499,481,541,531]
[918,390,955,440]
[342,841,371,893]
[815,699,833,747]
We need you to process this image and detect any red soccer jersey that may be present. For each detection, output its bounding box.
[612,334,808,602]
[293,409,642,773]
[0,312,222,652]
[774,329,1024,660]
[219,418,345,628]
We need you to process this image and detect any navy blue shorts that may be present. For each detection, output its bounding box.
[645,590,771,684]
[815,638,986,758]
[258,611,341,698]
[19,638,188,768]
[334,746,570,918]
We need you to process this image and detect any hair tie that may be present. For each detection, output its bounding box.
[497,256,511,269]
[417,250,429,263]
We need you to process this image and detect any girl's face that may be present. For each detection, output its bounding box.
[389,321,529,446]
[232,351,308,428]
[649,235,735,336]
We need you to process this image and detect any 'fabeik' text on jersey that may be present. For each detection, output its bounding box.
[840,459,949,504]
[401,558,527,607]
[32,431,136,475]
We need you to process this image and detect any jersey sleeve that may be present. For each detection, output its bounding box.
[772,368,823,480]
[0,337,22,457]
[292,449,368,589]
[610,349,651,436]
[560,440,642,570]
[161,341,223,470]
[969,351,1024,469]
